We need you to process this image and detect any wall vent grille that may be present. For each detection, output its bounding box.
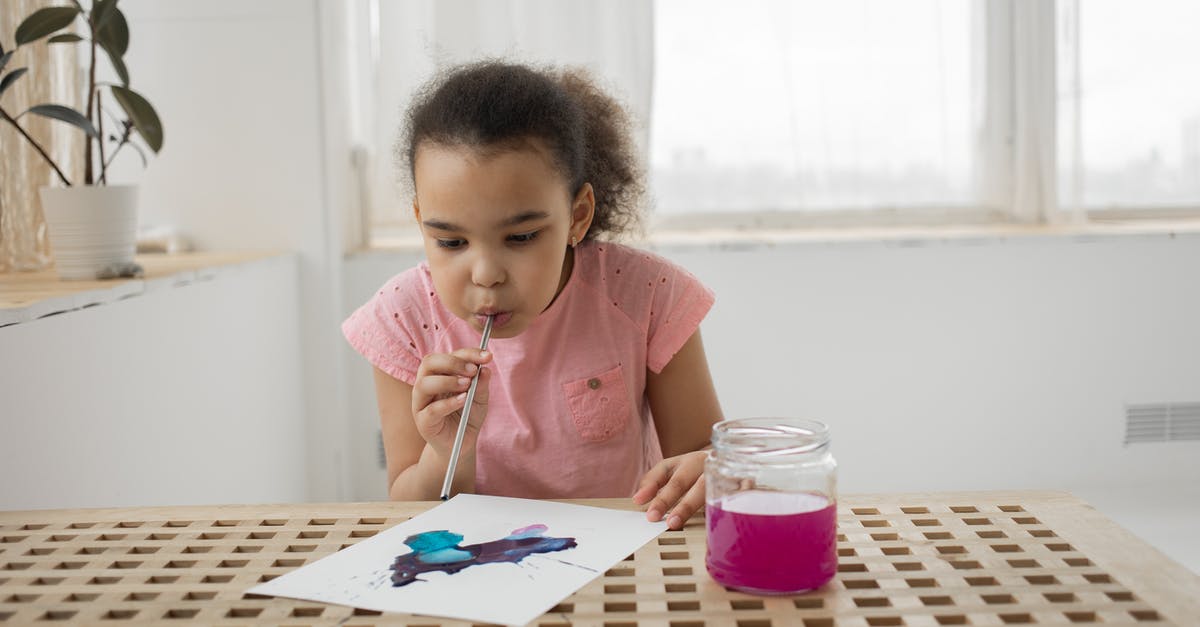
[1124,402,1200,445]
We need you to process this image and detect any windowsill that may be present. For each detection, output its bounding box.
[0,251,286,328]
[355,217,1200,256]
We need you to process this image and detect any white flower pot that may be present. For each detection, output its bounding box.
[39,185,139,281]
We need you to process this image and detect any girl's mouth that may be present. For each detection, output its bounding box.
[474,311,513,329]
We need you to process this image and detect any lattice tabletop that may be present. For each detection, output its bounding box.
[1,491,1196,626]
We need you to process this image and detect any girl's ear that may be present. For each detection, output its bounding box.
[570,183,595,243]
[412,199,422,227]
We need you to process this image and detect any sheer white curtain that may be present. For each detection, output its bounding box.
[353,0,653,242]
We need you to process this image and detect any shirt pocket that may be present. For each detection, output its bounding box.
[562,365,632,442]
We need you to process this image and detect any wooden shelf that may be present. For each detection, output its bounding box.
[0,251,284,327]
[1,491,1197,625]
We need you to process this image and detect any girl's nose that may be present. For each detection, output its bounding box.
[470,252,506,287]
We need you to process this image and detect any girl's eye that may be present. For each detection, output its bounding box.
[435,239,465,249]
[507,231,540,244]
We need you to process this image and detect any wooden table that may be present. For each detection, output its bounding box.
[1,491,1196,626]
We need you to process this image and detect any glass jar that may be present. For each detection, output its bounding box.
[704,418,838,594]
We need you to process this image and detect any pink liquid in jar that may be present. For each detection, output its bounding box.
[706,490,837,594]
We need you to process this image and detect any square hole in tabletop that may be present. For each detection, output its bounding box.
[104,609,139,619]
[853,508,881,515]
[1064,611,1098,623]
[1045,542,1073,552]
[50,559,85,569]
[286,545,317,553]
[976,530,1007,539]
[1129,609,1160,621]
[20,525,47,531]
[258,519,287,527]
[882,547,912,556]
[1063,557,1092,567]
[6,593,40,602]
[802,619,834,627]
[894,562,925,571]
[1106,591,1135,602]
[606,567,634,577]
[936,546,966,555]
[1044,592,1077,603]
[605,583,635,594]
[1024,575,1057,585]
[934,616,968,626]
[912,519,941,527]
[668,600,701,611]
[26,547,54,556]
[64,592,99,602]
[1012,517,1039,525]
[233,545,263,554]
[838,562,868,573]
[201,574,232,583]
[1028,529,1056,538]
[604,623,637,627]
[866,618,904,626]
[148,575,179,584]
[659,537,686,546]
[924,532,953,540]
[184,591,217,600]
[226,608,263,618]
[949,561,982,570]
[33,576,65,585]
[212,520,241,528]
[197,532,226,540]
[292,607,325,617]
[247,531,274,540]
[357,517,387,525]
[3,562,32,570]
[308,518,337,526]
[965,576,999,587]
[853,597,891,608]
[666,583,696,593]
[660,551,688,560]
[89,576,121,584]
[901,507,930,514]
[76,546,106,555]
[164,608,200,620]
[872,533,900,541]
[1006,559,1039,568]
[68,522,97,529]
[298,531,328,539]
[737,620,772,627]
[731,599,765,610]
[862,520,891,528]
[163,520,192,528]
[962,518,991,526]
[273,558,306,568]
[999,613,1033,624]
[48,534,77,542]
[843,579,880,589]
[982,594,1016,605]
[905,578,938,588]
[40,610,77,620]
[125,592,159,601]
[605,601,637,612]
[990,544,1022,553]
[920,595,954,606]
[116,521,143,529]
[949,506,979,513]
[793,598,824,609]
[165,560,196,569]
[668,621,704,627]
[663,567,692,576]
[124,542,157,554]
[147,533,176,541]
[181,546,211,554]
[998,505,1024,512]
[218,559,249,568]
[350,529,378,538]
[1083,573,1113,584]
[839,548,857,557]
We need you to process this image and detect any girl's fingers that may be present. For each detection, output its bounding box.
[632,459,675,505]
[642,466,696,524]
[664,475,706,530]
[414,394,466,436]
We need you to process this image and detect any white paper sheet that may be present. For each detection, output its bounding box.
[247,494,668,626]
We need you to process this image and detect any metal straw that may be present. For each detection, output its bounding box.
[439,314,494,500]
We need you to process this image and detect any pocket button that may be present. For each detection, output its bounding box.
[587,378,601,390]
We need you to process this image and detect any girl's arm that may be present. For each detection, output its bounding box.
[634,330,724,528]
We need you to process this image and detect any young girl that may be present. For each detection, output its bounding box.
[343,61,723,530]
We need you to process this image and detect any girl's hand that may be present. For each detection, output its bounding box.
[633,450,708,530]
[410,348,493,459]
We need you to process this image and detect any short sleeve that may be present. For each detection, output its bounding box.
[341,268,429,384]
[643,257,715,373]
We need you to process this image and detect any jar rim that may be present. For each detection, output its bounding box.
[711,418,830,457]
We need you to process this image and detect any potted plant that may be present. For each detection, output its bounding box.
[0,0,162,280]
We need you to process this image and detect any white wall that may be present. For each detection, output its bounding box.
[0,256,307,509]
[342,233,1200,499]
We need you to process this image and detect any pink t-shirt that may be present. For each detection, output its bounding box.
[342,241,715,498]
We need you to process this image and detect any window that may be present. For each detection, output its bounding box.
[348,0,1200,248]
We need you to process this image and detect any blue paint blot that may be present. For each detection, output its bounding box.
[390,524,577,586]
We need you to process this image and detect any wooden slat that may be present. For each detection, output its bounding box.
[0,492,1196,626]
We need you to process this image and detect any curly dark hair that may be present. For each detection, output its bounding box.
[398,60,644,240]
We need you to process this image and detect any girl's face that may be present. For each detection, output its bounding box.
[412,141,593,339]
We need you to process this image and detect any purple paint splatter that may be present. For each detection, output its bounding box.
[390,524,577,587]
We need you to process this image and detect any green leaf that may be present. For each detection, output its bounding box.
[47,33,85,44]
[95,7,129,57]
[0,67,29,100]
[92,0,118,29]
[26,104,98,137]
[99,40,129,85]
[110,85,162,152]
[15,7,81,45]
